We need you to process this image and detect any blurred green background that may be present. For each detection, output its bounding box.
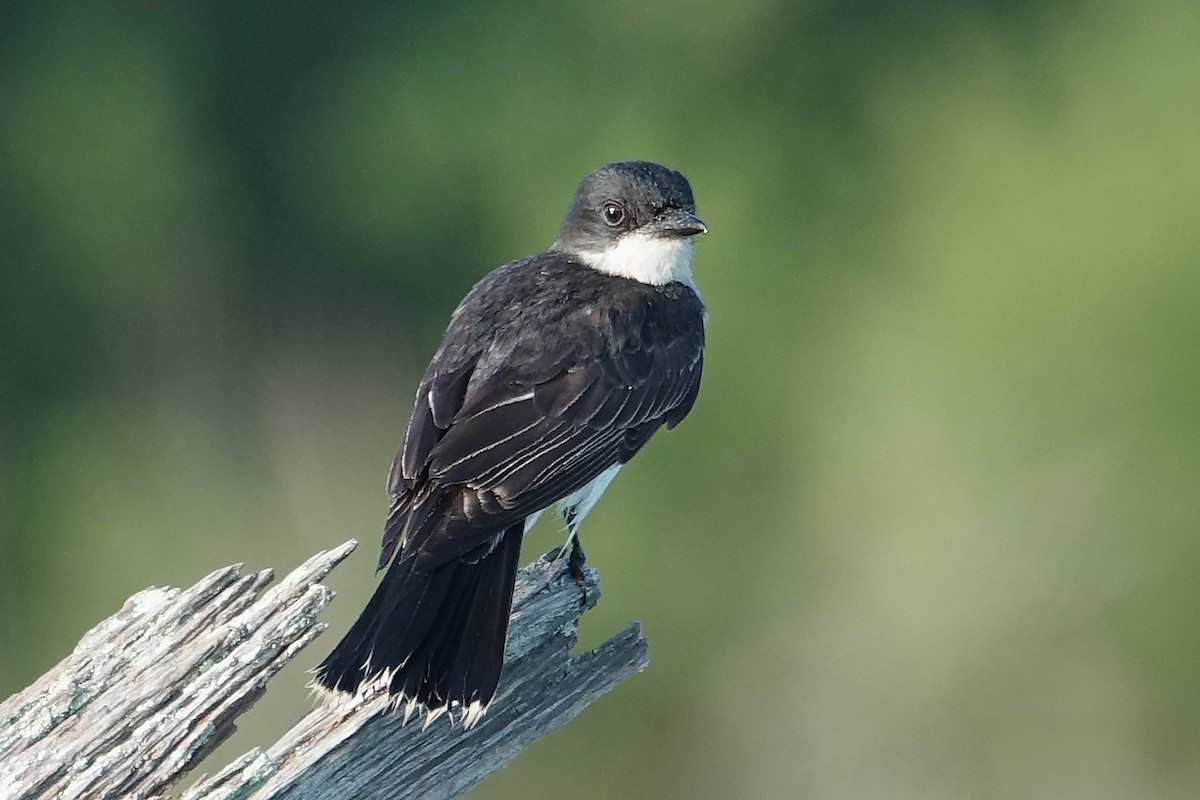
[3,1,1200,797]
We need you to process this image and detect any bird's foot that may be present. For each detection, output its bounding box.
[566,537,587,582]
[547,534,587,583]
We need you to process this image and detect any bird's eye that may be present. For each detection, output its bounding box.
[602,202,625,226]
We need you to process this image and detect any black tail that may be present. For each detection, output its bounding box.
[314,523,524,726]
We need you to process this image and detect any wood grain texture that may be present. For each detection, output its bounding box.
[0,542,648,800]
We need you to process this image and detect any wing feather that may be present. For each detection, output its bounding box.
[381,281,704,571]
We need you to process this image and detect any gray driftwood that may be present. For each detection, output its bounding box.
[0,541,649,800]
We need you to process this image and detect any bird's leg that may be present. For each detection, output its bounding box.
[563,507,590,583]
[550,507,588,583]
[566,531,587,582]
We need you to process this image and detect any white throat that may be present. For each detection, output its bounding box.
[575,233,697,290]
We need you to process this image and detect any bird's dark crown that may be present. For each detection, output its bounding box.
[553,161,699,253]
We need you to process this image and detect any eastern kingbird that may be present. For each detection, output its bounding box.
[313,161,707,728]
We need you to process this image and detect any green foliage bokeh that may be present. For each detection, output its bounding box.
[3,1,1199,797]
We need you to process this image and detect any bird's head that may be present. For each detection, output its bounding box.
[553,161,707,288]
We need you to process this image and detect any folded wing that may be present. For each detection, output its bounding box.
[379,301,703,570]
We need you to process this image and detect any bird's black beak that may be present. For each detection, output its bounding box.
[655,208,708,237]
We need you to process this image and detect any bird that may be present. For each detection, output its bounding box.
[312,160,708,729]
